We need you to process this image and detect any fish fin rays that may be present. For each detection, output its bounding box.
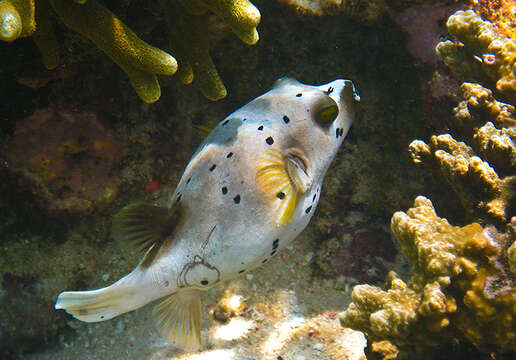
[256,148,304,225]
[112,202,183,267]
[153,290,202,352]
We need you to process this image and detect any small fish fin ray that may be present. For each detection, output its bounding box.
[112,202,182,267]
[55,284,135,323]
[153,290,202,352]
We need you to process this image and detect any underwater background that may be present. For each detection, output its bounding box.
[1,0,515,359]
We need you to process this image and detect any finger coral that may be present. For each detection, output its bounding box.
[436,9,516,103]
[0,0,261,102]
[340,196,516,353]
[409,83,516,226]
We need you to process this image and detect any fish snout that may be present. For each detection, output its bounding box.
[319,79,360,135]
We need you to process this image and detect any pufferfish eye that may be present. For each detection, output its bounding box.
[314,95,339,127]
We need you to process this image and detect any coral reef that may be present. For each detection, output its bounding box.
[436,9,516,103]
[469,0,516,40]
[3,106,127,213]
[409,82,516,226]
[0,0,261,102]
[340,196,516,353]
[278,0,388,22]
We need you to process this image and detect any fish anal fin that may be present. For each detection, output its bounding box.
[112,202,182,267]
[153,290,202,352]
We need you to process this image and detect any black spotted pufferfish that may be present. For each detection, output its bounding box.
[55,77,360,351]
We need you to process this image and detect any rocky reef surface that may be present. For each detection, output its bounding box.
[1,1,515,359]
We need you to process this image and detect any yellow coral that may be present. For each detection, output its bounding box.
[436,10,516,102]
[340,196,516,352]
[1,0,261,102]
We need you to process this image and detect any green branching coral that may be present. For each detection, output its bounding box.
[340,196,516,353]
[0,0,261,103]
[409,83,516,226]
[436,9,516,103]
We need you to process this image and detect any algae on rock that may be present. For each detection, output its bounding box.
[340,196,516,353]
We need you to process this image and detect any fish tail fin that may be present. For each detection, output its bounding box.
[153,290,202,352]
[55,282,140,323]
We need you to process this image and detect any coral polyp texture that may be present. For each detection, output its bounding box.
[469,0,516,40]
[409,82,516,226]
[0,0,261,102]
[436,9,516,103]
[340,196,516,353]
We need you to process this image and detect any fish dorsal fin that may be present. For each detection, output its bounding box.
[256,147,312,225]
[153,290,202,352]
[111,202,182,268]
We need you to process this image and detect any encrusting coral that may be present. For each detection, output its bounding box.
[0,0,261,102]
[340,196,516,353]
[436,9,516,103]
[469,0,516,40]
[409,82,516,226]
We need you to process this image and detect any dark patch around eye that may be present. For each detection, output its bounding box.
[222,187,228,194]
[210,164,217,171]
[305,206,312,214]
[276,192,285,200]
[283,115,290,124]
[201,280,209,285]
[258,125,263,131]
[233,195,241,204]
[227,152,233,158]
[222,119,230,126]
[266,136,274,145]
[238,270,245,273]
[296,93,302,97]
[187,177,191,184]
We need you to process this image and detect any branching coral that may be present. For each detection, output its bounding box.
[409,83,516,226]
[436,9,516,103]
[0,0,261,102]
[340,196,516,353]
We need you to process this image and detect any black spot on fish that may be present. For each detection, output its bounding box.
[335,128,339,138]
[273,238,279,247]
[283,115,290,124]
[305,206,312,214]
[187,177,191,184]
[296,93,302,97]
[266,136,274,145]
[201,280,209,285]
[210,164,217,171]
[222,119,230,126]
[222,186,228,194]
[100,315,104,319]
[313,194,317,202]
[262,259,268,263]
[227,152,233,158]
[164,280,169,287]
[238,270,245,274]
[233,195,241,204]
[326,86,334,95]
[243,118,247,122]
[276,192,285,200]
[270,249,277,256]
[176,193,182,202]
[258,125,263,131]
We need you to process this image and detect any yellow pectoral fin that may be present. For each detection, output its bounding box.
[256,149,301,226]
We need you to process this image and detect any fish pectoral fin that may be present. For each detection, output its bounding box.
[285,149,312,194]
[153,290,202,352]
[112,202,183,267]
